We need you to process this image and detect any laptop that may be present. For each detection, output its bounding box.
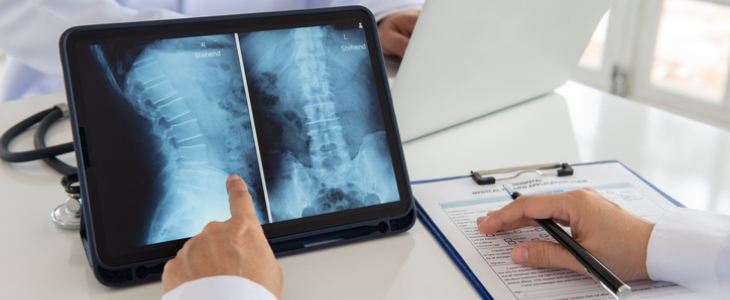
[391,0,612,142]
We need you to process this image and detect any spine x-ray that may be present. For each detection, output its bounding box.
[239,26,398,222]
[89,24,399,246]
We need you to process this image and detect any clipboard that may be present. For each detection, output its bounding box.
[413,160,685,300]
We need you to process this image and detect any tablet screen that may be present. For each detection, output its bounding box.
[67,10,410,265]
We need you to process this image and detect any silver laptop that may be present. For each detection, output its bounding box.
[391,0,612,142]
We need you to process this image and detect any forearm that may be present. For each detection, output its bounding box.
[0,0,184,77]
[647,207,730,296]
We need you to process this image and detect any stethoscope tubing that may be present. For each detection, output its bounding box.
[0,105,76,175]
[32,108,77,175]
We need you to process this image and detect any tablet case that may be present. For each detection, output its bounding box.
[62,6,416,287]
[413,160,684,300]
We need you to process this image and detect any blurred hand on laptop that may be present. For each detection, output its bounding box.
[378,10,420,58]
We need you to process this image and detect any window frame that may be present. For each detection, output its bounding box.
[573,0,730,124]
[631,0,730,123]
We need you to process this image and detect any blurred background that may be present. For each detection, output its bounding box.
[1,0,729,132]
[573,0,730,131]
[0,48,4,87]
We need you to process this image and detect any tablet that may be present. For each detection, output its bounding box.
[60,6,414,286]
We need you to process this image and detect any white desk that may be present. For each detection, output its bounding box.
[1,81,729,299]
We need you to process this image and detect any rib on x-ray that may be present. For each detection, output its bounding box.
[90,34,268,246]
[239,25,400,222]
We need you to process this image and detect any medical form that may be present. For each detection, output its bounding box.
[413,161,698,300]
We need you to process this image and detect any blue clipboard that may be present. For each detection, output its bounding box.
[412,160,684,300]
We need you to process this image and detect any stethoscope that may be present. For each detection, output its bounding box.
[0,103,82,229]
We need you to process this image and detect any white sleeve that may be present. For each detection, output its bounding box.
[161,276,277,300]
[0,0,185,77]
[646,207,730,297]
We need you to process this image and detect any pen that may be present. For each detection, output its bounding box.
[501,185,632,299]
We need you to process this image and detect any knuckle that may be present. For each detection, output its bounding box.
[238,218,260,234]
[202,221,223,234]
[582,187,598,194]
[177,243,188,255]
[566,189,594,207]
[227,217,255,237]
[570,188,591,199]
[530,242,554,267]
[163,258,179,273]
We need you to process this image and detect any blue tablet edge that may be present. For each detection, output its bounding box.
[413,160,685,300]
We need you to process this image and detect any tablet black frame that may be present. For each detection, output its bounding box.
[61,6,414,286]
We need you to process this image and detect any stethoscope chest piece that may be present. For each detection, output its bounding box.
[52,194,81,230]
[52,173,82,230]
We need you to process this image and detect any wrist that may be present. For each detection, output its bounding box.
[638,221,656,281]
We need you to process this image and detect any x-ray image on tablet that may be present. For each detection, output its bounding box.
[84,23,399,248]
[239,26,399,223]
[89,34,268,245]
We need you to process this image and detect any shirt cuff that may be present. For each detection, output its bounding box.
[162,276,277,300]
[646,207,730,296]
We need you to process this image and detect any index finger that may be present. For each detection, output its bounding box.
[225,174,256,219]
[478,192,576,234]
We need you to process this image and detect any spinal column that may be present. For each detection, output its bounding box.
[238,26,400,221]
[294,28,350,186]
[126,55,231,244]
[120,35,267,245]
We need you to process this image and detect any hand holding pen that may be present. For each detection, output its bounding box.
[476,187,656,298]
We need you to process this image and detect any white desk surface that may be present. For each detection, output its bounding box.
[1,80,729,299]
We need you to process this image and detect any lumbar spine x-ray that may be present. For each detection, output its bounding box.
[240,26,399,222]
[90,24,399,245]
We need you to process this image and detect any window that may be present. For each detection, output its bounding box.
[579,10,611,70]
[572,0,730,126]
[649,0,730,103]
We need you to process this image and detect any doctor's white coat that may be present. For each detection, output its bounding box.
[0,0,423,101]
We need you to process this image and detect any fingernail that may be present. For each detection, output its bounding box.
[512,245,528,263]
[227,175,241,184]
[476,216,487,224]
